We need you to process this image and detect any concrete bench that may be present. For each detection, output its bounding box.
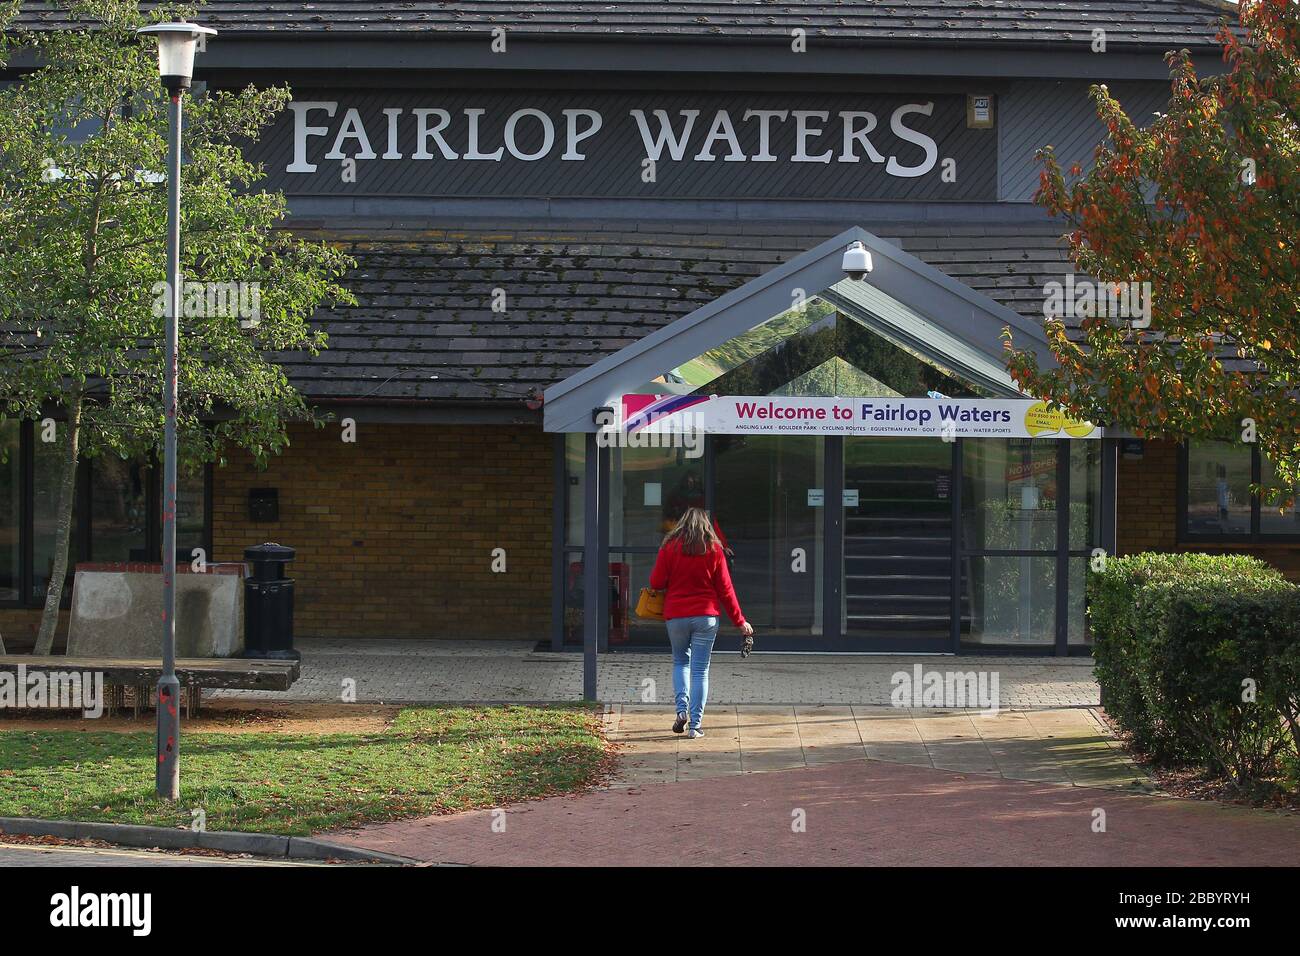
[0,655,300,718]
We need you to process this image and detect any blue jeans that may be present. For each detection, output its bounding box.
[666,616,719,730]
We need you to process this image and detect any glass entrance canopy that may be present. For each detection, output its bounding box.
[647,278,1020,400]
[545,228,1114,667]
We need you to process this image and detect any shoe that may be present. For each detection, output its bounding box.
[672,712,688,734]
[687,728,705,739]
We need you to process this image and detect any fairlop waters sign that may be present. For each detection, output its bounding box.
[621,394,1100,440]
[246,90,996,200]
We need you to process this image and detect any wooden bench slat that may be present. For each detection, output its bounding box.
[0,655,300,691]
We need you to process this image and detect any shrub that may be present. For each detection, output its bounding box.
[1088,552,1294,777]
[1149,584,1298,785]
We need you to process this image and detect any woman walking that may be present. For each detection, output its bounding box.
[648,507,752,738]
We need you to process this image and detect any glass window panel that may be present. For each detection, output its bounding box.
[563,552,655,647]
[963,555,1056,647]
[564,434,585,548]
[1069,441,1101,550]
[176,469,206,559]
[669,299,831,392]
[689,304,978,399]
[562,551,585,645]
[962,439,1059,552]
[1069,557,1091,646]
[611,445,703,548]
[1185,441,1251,535]
[91,455,148,562]
[612,550,664,645]
[33,435,76,599]
[714,435,823,634]
[1260,456,1300,536]
[649,284,987,400]
[0,421,19,601]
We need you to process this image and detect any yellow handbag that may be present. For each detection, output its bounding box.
[635,587,665,621]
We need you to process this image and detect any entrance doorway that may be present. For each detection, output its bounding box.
[843,437,955,652]
[710,433,957,652]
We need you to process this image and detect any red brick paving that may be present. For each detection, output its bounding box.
[324,760,1300,866]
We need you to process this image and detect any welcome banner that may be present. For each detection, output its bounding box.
[620,395,1100,440]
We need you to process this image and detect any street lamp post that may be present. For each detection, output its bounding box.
[137,21,216,802]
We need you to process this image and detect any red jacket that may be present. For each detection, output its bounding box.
[649,538,746,627]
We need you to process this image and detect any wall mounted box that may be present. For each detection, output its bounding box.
[248,487,279,522]
[967,94,995,128]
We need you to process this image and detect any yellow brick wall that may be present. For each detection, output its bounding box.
[1117,438,1180,555]
[212,422,554,640]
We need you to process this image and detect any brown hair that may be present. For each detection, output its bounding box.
[664,507,722,556]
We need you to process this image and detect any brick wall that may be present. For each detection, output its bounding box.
[1117,439,1180,555]
[0,609,69,652]
[1117,437,1300,581]
[213,422,554,640]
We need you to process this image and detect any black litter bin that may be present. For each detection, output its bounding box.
[243,542,299,660]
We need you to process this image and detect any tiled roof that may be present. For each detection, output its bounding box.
[285,217,1073,403]
[12,1,1232,48]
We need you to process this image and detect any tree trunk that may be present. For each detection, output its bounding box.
[33,394,83,656]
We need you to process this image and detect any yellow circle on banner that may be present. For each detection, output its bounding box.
[1064,419,1096,438]
[1024,401,1064,436]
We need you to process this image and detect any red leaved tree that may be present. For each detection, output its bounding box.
[1007,0,1300,495]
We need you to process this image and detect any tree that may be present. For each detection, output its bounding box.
[0,0,354,654]
[1006,0,1300,498]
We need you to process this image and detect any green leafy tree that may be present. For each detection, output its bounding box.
[0,1,354,654]
[1006,0,1300,497]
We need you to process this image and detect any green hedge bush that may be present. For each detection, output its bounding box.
[1089,552,1300,790]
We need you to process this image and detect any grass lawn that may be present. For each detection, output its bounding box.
[0,705,610,835]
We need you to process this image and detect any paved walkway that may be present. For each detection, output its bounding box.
[216,638,1099,706]
[606,705,1148,789]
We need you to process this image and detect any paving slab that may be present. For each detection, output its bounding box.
[853,706,933,767]
[794,705,866,766]
[912,710,1000,775]
[736,707,804,767]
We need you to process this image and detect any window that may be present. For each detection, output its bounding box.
[0,421,211,608]
[1180,441,1300,541]
[961,439,1061,647]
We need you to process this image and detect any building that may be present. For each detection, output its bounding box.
[4,0,1292,661]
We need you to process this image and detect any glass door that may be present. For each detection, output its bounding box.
[712,434,824,649]
[842,436,955,651]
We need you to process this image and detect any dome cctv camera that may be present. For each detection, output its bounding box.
[842,241,873,281]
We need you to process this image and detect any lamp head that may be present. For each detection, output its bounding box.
[137,22,217,93]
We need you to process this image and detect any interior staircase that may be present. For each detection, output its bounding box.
[843,461,966,639]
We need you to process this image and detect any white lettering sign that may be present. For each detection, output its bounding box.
[285,101,944,179]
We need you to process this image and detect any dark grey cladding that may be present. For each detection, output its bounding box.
[279,216,1076,404]
[12,1,1230,48]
